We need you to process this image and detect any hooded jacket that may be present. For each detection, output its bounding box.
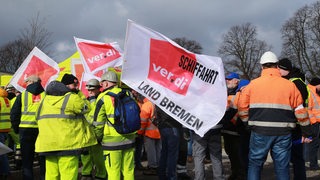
[35,81,96,155]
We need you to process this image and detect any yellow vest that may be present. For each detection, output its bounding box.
[19,91,45,128]
[0,97,11,131]
[35,92,97,153]
[94,87,136,150]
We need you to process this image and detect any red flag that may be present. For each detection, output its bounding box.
[9,47,60,92]
[74,37,123,73]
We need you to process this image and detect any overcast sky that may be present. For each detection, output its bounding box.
[0,0,318,62]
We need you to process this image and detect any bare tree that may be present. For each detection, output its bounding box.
[281,1,320,78]
[0,13,52,73]
[218,23,270,79]
[173,37,203,54]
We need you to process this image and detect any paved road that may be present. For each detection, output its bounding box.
[7,151,320,179]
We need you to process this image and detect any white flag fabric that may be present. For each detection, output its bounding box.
[9,47,60,92]
[74,37,123,74]
[122,20,227,137]
[0,142,12,155]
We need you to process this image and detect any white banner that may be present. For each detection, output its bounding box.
[0,142,13,155]
[9,47,60,92]
[122,20,227,137]
[74,37,123,74]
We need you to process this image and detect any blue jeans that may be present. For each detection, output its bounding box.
[158,128,180,180]
[0,133,9,175]
[187,130,193,156]
[248,132,292,180]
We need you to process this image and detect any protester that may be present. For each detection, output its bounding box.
[176,127,192,180]
[80,79,107,180]
[35,81,97,180]
[136,94,161,176]
[5,84,22,171]
[238,51,313,180]
[93,71,136,180]
[156,106,182,180]
[234,79,250,180]
[192,123,224,180]
[10,75,46,180]
[132,90,146,171]
[278,58,309,179]
[222,72,241,180]
[306,77,320,171]
[0,88,11,179]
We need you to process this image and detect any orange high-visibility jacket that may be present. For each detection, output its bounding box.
[238,68,310,135]
[138,98,160,139]
[307,84,320,125]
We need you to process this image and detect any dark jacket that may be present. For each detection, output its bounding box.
[155,106,182,129]
[283,67,309,107]
[10,82,45,133]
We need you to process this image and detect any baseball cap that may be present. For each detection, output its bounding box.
[226,72,240,80]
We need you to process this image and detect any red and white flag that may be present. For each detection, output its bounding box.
[74,37,123,74]
[10,47,60,92]
[122,20,227,137]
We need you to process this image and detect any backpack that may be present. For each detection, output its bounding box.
[106,90,141,134]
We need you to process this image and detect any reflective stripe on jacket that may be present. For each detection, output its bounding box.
[94,86,136,150]
[139,98,160,139]
[35,92,97,153]
[0,97,11,132]
[307,84,320,124]
[19,91,45,128]
[238,68,309,136]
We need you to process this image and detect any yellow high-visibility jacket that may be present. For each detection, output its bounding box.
[93,86,136,150]
[35,92,97,153]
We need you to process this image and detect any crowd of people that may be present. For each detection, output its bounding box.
[0,50,319,180]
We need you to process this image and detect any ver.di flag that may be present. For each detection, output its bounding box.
[122,20,227,137]
[9,47,60,92]
[74,37,123,74]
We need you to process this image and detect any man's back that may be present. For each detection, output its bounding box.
[239,68,303,136]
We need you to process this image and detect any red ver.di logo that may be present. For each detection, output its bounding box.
[17,55,59,89]
[148,39,195,95]
[78,42,121,72]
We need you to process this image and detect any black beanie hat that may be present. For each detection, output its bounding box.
[310,77,320,86]
[278,58,292,71]
[61,74,79,85]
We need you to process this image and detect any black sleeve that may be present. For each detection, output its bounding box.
[293,79,309,107]
[10,94,22,133]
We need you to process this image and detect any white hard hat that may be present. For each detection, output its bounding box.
[85,79,101,90]
[260,51,278,64]
[101,71,118,83]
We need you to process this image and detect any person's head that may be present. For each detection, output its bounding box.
[46,81,71,96]
[310,77,320,91]
[85,79,101,97]
[5,84,18,99]
[225,72,240,89]
[100,71,118,90]
[61,74,79,91]
[260,51,279,69]
[24,75,41,86]
[278,58,292,77]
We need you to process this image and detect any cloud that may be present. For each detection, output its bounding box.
[0,0,318,62]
